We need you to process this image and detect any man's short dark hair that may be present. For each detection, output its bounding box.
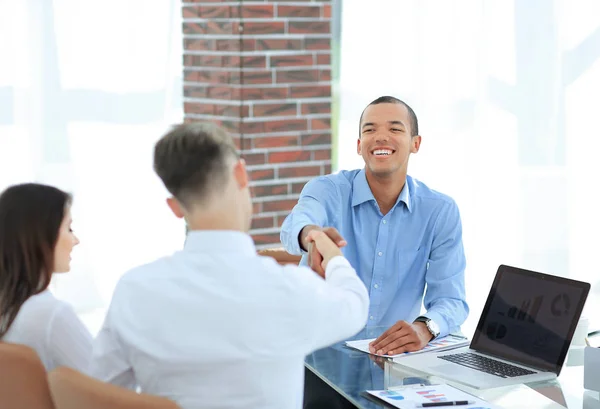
[153,122,239,207]
[359,96,419,137]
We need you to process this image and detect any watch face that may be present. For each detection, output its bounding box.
[428,320,440,335]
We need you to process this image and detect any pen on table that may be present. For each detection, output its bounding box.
[417,400,475,407]
[585,337,591,347]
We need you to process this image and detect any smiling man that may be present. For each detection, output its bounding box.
[281,96,469,357]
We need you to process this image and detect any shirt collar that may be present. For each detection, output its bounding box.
[351,169,412,212]
[184,230,256,256]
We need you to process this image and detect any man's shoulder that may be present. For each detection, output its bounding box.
[115,256,174,291]
[409,176,458,208]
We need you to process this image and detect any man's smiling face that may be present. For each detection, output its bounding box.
[357,102,421,179]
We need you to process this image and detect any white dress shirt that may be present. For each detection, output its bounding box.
[90,230,369,409]
[3,290,93,372]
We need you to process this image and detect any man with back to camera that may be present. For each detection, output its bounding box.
[89,122,370,409]
[281,96,469,356]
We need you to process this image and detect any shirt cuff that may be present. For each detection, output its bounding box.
[285,217,315,255]
[324,256,352,279]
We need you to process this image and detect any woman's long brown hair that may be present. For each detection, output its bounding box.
[0,183,72,338]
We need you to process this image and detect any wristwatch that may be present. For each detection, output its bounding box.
[414,316,440,339]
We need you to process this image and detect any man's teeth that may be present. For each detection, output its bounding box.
[374,149,392,156]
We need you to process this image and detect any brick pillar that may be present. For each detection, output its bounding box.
[182,1,333,247]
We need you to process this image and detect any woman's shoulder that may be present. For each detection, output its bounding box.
[13,291,70,329]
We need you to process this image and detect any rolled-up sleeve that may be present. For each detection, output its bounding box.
[280,177,338,255]
[422,200,469,337]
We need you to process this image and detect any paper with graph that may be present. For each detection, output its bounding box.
[345,334,469,359]
[367,383,500,409]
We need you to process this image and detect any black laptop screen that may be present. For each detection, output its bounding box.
[471,265,590,374]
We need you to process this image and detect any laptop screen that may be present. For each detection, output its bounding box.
[471,265,590,374]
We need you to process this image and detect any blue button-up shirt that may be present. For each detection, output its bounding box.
[281,169,468,337]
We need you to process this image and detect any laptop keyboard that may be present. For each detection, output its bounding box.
[439,352,536,378]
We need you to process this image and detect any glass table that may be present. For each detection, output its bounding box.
[304,327,600,408]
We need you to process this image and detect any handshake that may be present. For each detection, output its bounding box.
[300,225,347,278]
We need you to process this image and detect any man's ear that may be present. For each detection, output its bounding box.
[233,158,249,189]
[411,135,422,154]
[166,197,185,219]
[357,138,362,155]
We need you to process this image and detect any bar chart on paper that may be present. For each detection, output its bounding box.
[367,384,501,409]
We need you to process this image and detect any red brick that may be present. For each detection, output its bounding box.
[218,119,242,133]
[323,4,332,18]
[252,184,289,197]
[263,199,298,213]
[279,165,322,179]
[215,39,242,52]
[184,70,237,85]
[289,21,330,34]
[319,69,331,81]
[268,150,312,164]
[253,202,262,214]
[243,152,266,166]
[291,182,308,194]
[240,21,285,35]
[270,54,314,67]
[316,53,331,65]
[184,102,213,115]
[182,6,199,19]
[301,102,331,115]
[252,232,281,247]
[182,21,234,35]
[184,55,266,69]
[242,119,307,135]
[313,148,332,160]
[208,86,241,100]
[241,86,288,100]
[183,38,214,51]
[276,69,320,84]
[310,118,331,130]
[184,102,247,117]
[256,39,304,51]
[241,39,256,51]
[264,119,308,133]
[290,85,331,98]
[188,5,233,18]
[277,5,320,18]
[240,121,267,134]
[253,103,297,117]
[251,215,275,230]
[183,85,208,99]
[241,4,275,18]
[324,164,332,174]
[305,37,330,50]
[276,215,287,227]
[252,135,298,149]
[248,168,275,181]
[242,70,273,85]
[301,133,331,146]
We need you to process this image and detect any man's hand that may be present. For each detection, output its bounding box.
[304,230,344,278]
[368,320,433,356]
[300,225,346,277]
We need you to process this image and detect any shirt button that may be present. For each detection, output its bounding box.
[374,284,379,289]
[382,220,387,224]
[370,316,374,320]
[378,251,383,256]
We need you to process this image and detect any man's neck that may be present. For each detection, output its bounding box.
[365,169,407,216]
[185,204,247,233]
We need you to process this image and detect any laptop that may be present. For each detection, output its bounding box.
[398,264,590,389]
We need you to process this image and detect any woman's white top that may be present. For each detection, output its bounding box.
[2,290,93,372]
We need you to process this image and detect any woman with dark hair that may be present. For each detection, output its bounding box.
[0,183,92,372]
